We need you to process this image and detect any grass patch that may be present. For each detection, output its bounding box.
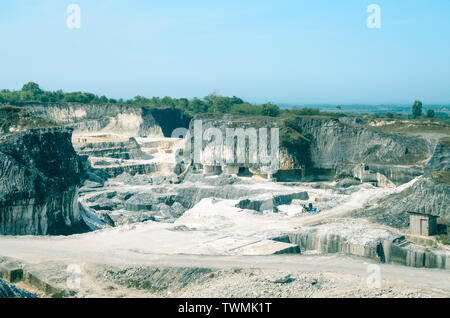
[431,171,450,184]
[437,234,450,245]
[371,120,450,135]
[0,105,59,132]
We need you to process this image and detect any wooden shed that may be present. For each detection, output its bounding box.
[407,211,439,236]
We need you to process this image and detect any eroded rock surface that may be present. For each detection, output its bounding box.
[355,177,450,227]
[0,278,36,298]
[24,103,191,138]
[0,128,87,235]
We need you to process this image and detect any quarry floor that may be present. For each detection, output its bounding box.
[0,179,396,259]
[2,253,449,298]
[0,177,449,297]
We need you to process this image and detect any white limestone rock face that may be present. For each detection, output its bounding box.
[23,104,191,138]
[286,221,450,269]
[24,103,161,137]
[287,221,399,260]
[188,115,433,184]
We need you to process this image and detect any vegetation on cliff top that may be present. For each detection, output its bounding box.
[0,105,58,133]
[279,117,312,167]
[0,82,284,117]
[0,82,345,119]
[2,83,448,124]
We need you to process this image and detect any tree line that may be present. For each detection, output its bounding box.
[411,100,436,119]
[2,82,442,120]
[0,82,115,105]
[0,82,282,117]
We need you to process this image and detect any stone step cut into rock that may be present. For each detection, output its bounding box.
[287,221,399,260]
[0,260,23,283]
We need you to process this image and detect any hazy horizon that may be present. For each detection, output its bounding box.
[2,81,450,110]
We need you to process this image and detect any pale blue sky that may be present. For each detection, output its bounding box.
[0,0,449,104]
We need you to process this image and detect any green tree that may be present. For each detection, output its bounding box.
[162,96,175,108]
[55,90,65,102]
[412,100,423,118]
[212,97,232,113]
[231,96,244,105]
[426,109,435,118]
[189,98,207,113]
[21,82,42,101]
[204,92,219,106]
[131,95,150,105]
[177,98,189,110]
[39,94,50,103]
[261,103,280,117]
[22,82,41,94]
[150,97,161,107]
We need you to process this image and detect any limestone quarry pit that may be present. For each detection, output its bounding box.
[0,105,449,298]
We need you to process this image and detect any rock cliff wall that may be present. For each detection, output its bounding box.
[187,115,434,184]
[355,176,450,227]
[23,104,191,138]
[286,117,431,184]
[0,128,87,235]
[187,116,281,173]
[284,222,397,261]
[424,138,450,174]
